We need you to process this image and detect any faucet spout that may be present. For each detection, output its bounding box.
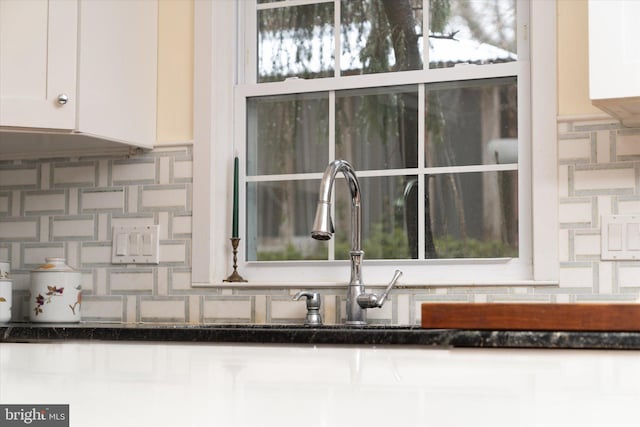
[311,159,361,250]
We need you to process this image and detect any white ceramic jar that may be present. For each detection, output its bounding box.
[0,259,9,279]
[29,258,82,323]
[0,279,11,323]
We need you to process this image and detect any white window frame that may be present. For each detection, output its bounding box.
[192,0,558,287]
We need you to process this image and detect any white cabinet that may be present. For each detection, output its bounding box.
[76,0,157,148]
[0,0,77,129]
[0,0,157,155]
[589,0,640,127]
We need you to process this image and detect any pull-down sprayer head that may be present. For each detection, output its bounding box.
[311,201,333,240]
[310,160,361,252]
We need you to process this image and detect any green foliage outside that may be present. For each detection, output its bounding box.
[257,226,517,261]
[257,243,325,261]
[433,235,518,259]
[334,224,410,260]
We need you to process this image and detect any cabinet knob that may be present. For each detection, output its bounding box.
[56,94,69,105]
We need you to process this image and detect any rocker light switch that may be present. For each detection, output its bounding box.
[142,232,153,255]
[627,223,640,250]
[116,233,129,256]
[129,233,140,256]
[608,223,623,251]
[112,225,160,264]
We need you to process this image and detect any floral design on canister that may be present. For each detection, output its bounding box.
[0,279,12,323]
[0,260,10,280]
[29,258,81,323]
[69,286,82,315]
[33,286,65,316]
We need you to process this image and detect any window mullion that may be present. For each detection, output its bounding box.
[243,0,257,84]
[418,83,426,260]
[256,0,333,11]
[518,0,530,61]
[423,0,429,69]
[329,90,336,163]
[237,62,522,97]
[334,0,341,77]
[328,89,336,260]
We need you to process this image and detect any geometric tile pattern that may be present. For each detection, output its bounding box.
[557,118,640,301]
[0,145,194,323]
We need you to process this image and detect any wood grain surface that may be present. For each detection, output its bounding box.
[421,303,640,331]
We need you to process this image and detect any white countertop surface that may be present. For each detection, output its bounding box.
[1,342,639,427]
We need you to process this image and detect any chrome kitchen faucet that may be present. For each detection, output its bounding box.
[311,159,402,326]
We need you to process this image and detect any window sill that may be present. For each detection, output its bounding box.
[191,280,559,289]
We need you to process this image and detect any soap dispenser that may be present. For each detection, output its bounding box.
[293,291,322,326]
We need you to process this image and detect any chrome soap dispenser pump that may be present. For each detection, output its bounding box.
[293,291,323,326]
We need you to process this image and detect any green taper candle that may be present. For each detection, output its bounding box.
[232,156,239,238]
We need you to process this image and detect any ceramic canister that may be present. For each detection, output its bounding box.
[29,258,81,323]
[0,279,11,323]
[0,259,9,279]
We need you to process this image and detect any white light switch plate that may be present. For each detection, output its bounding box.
[112,225,160,264]
[601,215,640,260]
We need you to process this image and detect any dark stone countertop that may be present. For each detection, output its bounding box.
[3,322,640,349]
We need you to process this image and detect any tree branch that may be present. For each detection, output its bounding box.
[428,30,460,40]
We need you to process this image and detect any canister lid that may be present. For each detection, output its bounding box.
[31,257,77,272]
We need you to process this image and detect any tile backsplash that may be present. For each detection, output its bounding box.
[2,117,640,325]
[557,118,640,299]
[0,146,195,323]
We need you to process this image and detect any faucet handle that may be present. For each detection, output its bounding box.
[356,270,403,309]
[376,269,402,307]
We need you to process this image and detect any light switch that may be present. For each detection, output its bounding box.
[129,233,140,256]
[116,233,128,256]
[142,232,153,255]
[112,225,160,264]
[608,223,623,251]
[627,223,640,250]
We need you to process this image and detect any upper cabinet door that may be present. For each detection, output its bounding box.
[0,0,78,129]
[77,0,157,148]
[589,0,640,126]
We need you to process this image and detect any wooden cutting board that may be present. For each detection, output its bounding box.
[421,303,640,331]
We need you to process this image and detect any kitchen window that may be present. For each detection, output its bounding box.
[192,0,557,286]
